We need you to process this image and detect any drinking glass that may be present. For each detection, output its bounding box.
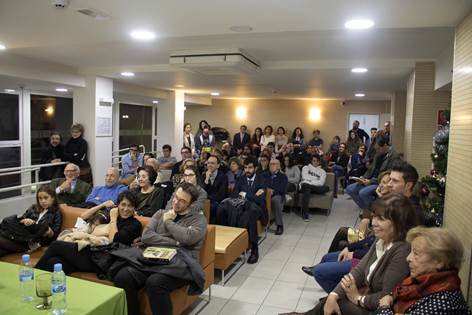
[35,273,52,309]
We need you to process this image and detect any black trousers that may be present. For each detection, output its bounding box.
[300,183,329,214]
[35,240,96,274]
[0,235,28,258]
[327,227,349,253]
[113,266,188,315]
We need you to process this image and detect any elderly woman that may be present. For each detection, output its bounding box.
[375,227,471,315]
[282,193,418,315]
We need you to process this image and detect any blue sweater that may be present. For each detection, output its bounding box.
[266,171,288,197]
[85,184,128,206]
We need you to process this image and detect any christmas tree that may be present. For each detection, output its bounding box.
[419,111,450,227]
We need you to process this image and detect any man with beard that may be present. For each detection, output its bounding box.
[82,167,128,209]
[39,131,67,181]
[348,120,369,144]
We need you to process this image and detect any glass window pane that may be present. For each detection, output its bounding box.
[0,147,21,199]
[0,93,20,141]
[30,95,73,165]
[119,103,152,151]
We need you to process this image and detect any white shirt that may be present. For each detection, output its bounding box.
[367,239,393,283]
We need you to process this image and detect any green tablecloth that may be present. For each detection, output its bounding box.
[0,262,127,315]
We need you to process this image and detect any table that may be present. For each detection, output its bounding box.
[0,262,127,315]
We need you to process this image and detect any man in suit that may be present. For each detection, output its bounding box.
[231,156,268,263]
[232,125,250,155]
[267,158,288,235]
[203,155,228,223]
[49,163,92,206]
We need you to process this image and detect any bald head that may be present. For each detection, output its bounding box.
[145,158,160,173]
[105,167,120,186]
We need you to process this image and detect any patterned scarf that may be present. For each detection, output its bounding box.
[393,270,461,313]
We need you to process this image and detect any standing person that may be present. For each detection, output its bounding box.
[195,125,216,156]
[365,127,378,149]
[275,126,289,152]
[267,159,288,235]
[39,131,67,181]
[299,154,329,221]
[383,121,391,144]
[113,183,207,315]
[35,191,141,275]
[203,155,228,222]
[233,125,250,154]
[346,131,363,155]
[260,125,275,150]
[64,123,93,184]
[193,119,211,144]
[251,127,263,157]
[183,123,196,155]
[0,185,62,257]
[49,163,92,206]
[349,120,370,144]
[158,144,177,170]
[121,144,143,184]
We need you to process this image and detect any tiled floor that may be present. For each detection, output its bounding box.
[187,194,358,315]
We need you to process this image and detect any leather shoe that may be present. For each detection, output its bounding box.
[301,265,314,276]
[247,251,259,264]
[275,225,284,235]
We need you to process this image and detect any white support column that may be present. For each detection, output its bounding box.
[156,90,185,155]
[73,76,114,186]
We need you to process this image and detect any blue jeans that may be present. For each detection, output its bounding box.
[345,182,378,209]
[312,251,352,293]
[332,165,345,195]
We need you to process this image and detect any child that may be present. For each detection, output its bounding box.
[0,185,62,257]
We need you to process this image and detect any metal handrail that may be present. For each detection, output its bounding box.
[0,181,51,194]
[112,145,146,155]
[0,162,68,174]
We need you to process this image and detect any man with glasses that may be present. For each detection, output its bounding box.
[49,163,92,206]
[113,182,207,315]
[171,146,193,179]
[267,158,288,235]
[121,144,143,182]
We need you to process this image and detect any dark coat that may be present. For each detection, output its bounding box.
[39,144,66,181]
[232,174,268,220]
[232,132,250,151]
[203,170,228,203]
[64,136,90,167]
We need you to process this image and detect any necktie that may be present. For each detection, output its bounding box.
[248,180,253,188]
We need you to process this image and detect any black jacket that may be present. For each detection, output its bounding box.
[64,136,90,167]
[39,144,66,181]
[233,132,250,151]
[203,170,228,203]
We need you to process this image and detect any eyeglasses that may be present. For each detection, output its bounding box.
[173,195,190,206]
[183,173,196,177]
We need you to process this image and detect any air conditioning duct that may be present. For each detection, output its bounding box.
[169,49,261,75]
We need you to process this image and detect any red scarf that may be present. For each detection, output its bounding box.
[393,270,461,313]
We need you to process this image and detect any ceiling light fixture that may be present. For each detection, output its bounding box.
[351,67,368,73]
[355,93,365,97]
[55,88,68,92]
[210,92,220,96]
[4,89,15,93]
[121,72,135,77]
[344,19,374,30]
[130,30,156,40]
[0,44,6,50]
[229,25,253,33]
[152,100,159,104]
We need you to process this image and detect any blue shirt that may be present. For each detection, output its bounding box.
[85,184,128,206]
[121,153,143,178]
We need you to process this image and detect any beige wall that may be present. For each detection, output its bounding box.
[403,62,451,177]
[185,99,390,145]
[444,11,472,304]
[391,91,406,154]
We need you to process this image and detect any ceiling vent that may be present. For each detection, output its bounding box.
[169,49,261,75]
[76,8,111,20]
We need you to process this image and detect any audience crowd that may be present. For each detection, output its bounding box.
[0,119,469,315]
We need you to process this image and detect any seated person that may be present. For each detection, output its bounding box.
[257,154,271,177]
[328,142,350,198]
[49,163,92,207]
[113,183,207,315]
[203,155,228,222]
[267,158,288,235]
[142,157,163,184]
[346,135,399,213]
[171,158,197,189]
[283,193,418,315]
[82,167,127,209]
[0,185,62,257]
[121,144,143,185]
[347,144,367,183]
[39,131,66,181]
[35,191,141,275]
[299,154,329,221]
[158,144,177,170]
[143,152,154,164]
[170,146,193,179]
[226,157,244,193]
[218,156,268,264]
[131,166,166,217]
[377,227,471,315]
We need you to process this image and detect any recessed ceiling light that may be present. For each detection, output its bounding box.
[175,84,184,88]
[4,89,15,93]
[355,93,365,97]
[229,25,253,33]
[344,19,374,30]
[351,67,368,73]
[121,72,135,77]
[210,92,220,96]
[152,100,159,104]
[130,30,156,40]
[0,44,6,50]
[55,88,68,92]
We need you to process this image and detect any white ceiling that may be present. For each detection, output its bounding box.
[0,0,470,100]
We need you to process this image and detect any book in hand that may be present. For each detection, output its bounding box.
[349,176,364,182]
[142,247,177,263]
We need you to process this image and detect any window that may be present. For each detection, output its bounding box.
[0,93,20,141]
[119,103,153,151]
